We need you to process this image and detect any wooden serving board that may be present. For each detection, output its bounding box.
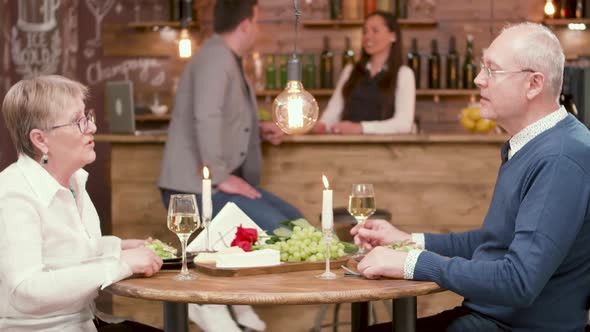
[195,256,351,277]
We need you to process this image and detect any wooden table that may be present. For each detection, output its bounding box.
[107,269,443,332]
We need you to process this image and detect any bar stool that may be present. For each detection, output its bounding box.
[311,207,393,332]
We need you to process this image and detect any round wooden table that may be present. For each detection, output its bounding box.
[108,269,443,332]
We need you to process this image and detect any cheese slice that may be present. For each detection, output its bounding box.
[194,246,245,264]
[215,249,281,268]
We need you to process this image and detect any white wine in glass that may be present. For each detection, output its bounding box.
[167,194,200,281]
[348,184,375,256]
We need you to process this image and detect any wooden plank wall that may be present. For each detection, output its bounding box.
[99,0,590,134]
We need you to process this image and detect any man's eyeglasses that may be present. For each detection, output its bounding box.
[479,63,535,79]
[51,109,96,134]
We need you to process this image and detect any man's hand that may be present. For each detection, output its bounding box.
[120,247,163,277]
[351,219,411,252]
[357,246,407,279]
[121,238,151,250]
[330,121,362,134]
[259,121,284,145]
[217,175,262,199]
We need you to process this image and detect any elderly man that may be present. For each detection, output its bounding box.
[353,22,590,331]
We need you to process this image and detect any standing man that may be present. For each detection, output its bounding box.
[159,0,303,232]
[353,23,590,331]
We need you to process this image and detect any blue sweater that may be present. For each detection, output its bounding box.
[414,115,590,331]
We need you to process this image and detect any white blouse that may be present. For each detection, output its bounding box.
[0,155,132,332]
[319,64,416,134]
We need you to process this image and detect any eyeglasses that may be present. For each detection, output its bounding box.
[50,109,96,134]
[479,63,535,79]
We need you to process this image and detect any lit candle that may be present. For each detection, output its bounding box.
[202,166,212,221]
[321,174,333,229]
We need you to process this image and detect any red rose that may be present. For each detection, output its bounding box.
[230,225,258,252]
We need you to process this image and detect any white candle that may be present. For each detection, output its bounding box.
[202,166,212,220]
[321,174,333,229]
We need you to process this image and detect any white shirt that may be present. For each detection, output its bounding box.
[319,64,416,134]
[403,107,569,279]
[0,155,132,332]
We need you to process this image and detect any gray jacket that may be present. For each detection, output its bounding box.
[158,35,261,194]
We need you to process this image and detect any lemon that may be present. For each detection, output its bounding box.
[467,107,482,121]
[460,116,476,131]
[475,119,494,132]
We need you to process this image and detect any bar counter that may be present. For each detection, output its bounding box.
[96,133,509,243]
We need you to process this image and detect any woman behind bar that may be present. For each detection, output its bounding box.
[314,11,416,135]
[0,75,162,331]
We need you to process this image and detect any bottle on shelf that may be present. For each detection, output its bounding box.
[342,36,356,68]
[342,0,362,20]
[364,0,377,17]
[560,0,572,18]
[446,35,460,89]
[376,0,392,11]
[303,54,317,89]
[320,36,334,89]
[330,0,343,20]
[407,38,421,89]
[427,39,441,89]
[575,0,584,18]
[395,0,407,18]
[462,35,477,90]
[585,0,590,18]
[265,54,277,90]
[170,0,182,21]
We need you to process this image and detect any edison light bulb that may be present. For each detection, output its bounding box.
[272,56,319,135]
[178,29,192,58]
[544,0,556,17]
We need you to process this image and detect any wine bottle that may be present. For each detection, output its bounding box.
[265,54,277,90]
[576,0,584,18]
[342,36,356,68]
[561,0,571,18]
[303,54,317,89]
[170,0,181,21]
[364,0,376,17]
[407,38,421,89]
[446,35,459,89]
[427,39,441,89]
[279,55,288,89]
[330,0,343,20]
[376,0,392,11]
[395,0,407,18]
[320,36,334,89]
[462,35,477,89]
[343,0,362,20]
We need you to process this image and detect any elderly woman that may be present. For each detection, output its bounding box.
[0,75,162,331]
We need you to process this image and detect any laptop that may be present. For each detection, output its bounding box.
[106,80,137,134]
[106,80,167,135]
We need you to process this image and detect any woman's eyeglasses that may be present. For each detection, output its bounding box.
[50,109,96,134]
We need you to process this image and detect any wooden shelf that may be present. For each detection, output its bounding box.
[302,18,437,28]
[135,113,171,121]
[543,18,590,26]
[127,21,199,30]
[256,89,334,97]
[416,89,479,96]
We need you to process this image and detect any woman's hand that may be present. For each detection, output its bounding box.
[330,121,362,134]
[259,121,284,145]
[351,219,411,252]
[121,247,163,277]
[121,238,151,250]
[312,122,328,134]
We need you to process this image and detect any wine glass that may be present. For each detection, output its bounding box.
[167,194,201,281]
[348,184,376,256]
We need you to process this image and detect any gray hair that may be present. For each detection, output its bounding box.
[502,22,564,100]
[1,75,88,158]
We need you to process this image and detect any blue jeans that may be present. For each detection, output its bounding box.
[365,306,509,332]
[160,187,303,232]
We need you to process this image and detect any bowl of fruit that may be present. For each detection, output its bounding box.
[459,103,497,133]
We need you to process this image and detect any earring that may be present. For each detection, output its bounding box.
[41,154,48,165]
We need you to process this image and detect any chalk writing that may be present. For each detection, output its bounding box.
[85,58,166,86]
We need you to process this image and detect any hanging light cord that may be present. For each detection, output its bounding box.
[293,0,301,56]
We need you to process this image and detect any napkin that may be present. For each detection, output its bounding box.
[187,202,267,252]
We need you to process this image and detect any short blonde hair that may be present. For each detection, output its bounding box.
[502,22,565,100]
[1,75,88,158]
